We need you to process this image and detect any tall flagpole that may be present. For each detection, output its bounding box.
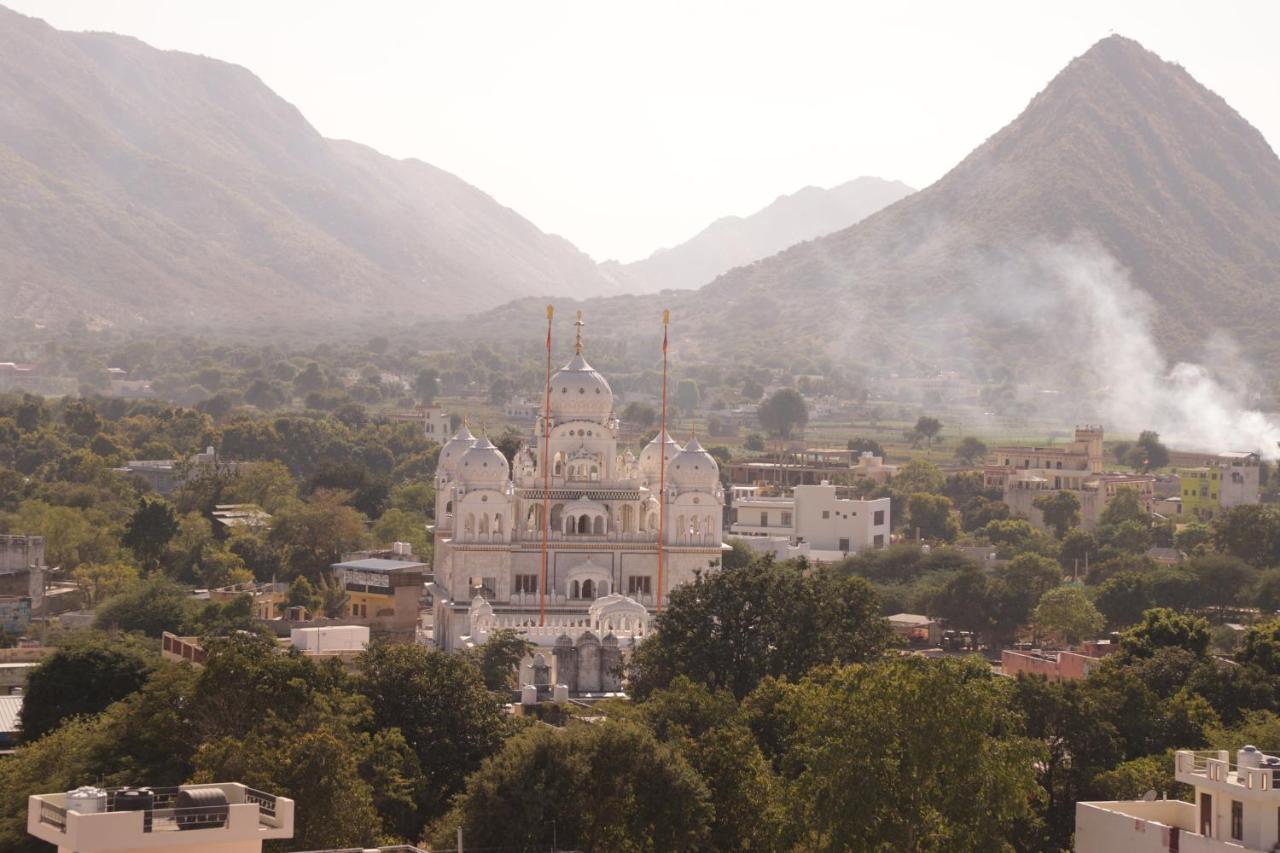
[657,309,670,612]
[539,305,554,626]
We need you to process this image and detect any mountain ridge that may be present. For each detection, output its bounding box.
[0,3,617,328]
[601,176,913,293]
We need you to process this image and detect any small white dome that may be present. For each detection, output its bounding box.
[639,430,682,480]
[670,436,719,488]
[549,352,613,422]
[438,424,476,476]
[458,436,510,484]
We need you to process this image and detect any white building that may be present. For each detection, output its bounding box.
[1077,747,1280,852]
[431,320,725,690]
[27,782,295,853]
[730,481,889,560]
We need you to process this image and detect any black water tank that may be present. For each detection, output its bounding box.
[175,788,229,830]
[113,787,155,832]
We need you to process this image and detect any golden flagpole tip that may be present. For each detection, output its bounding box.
[546,305,554,319]
[662,308,670,325]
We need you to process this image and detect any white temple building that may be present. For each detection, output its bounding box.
[431,321,726,691]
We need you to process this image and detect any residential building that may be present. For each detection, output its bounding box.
[1176,451,1261,521]
[392,405,451,440]
[0,694,21,751]
[210,504,272,532]
[208,581,287,620]
[727,448,898,488]
[0,534,45,613]
[1001,641,1115,681]
[331,552,428,639]
[984,426,1156,532]
[1076,747,1280,851]
[115,447,245,496]
[730,481,890,559]
[432,320,724,692]
[27,782,295,853]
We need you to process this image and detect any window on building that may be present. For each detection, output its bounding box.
[760,512,769,527]
[873,534,884,547]
[1200,793,1212,836]
[514,574,538,594]
[627,576,652,596]
[781,511,792,526]
[822,510,830,519]
[1232,800,1243,840]
[874,510,885,525]
[839,538,850,552]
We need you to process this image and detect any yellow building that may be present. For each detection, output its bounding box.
[1180,467,1221,521]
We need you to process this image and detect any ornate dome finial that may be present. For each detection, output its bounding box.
[574,310,585,354]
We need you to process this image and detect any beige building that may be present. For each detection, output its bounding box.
[984,426,1155,531]
[1077,748,1280,852]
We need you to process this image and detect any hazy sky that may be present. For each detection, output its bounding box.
[7,1,1278,262]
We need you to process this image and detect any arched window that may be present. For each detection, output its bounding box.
[571,580,580,599]
[479,514,489,535]
[464,513,475,534]
[621,505,635,532]
[579,514,591,534]
[494,514,503,535]
[553,453,564,477]
[445,500,453,514]
[593,515,605,535]
[550,504,563,531]
[581,579,595,599]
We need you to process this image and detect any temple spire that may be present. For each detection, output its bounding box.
[574,310,585,354]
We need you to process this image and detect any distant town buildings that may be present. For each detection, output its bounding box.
[331,547,429,641]
[1000,641,1115,681]
[729,481,890,560]
[1077,747,1280,851]
[984,426,1156,532]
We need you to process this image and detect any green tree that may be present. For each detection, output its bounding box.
[434,721,711,852]
[355,642,507,822]
[905,492,958,542]
[676,378,701,416]
[741,378,764,401]
[1094,572,1153,629]
[285,575,322,616]
[847,436,885,457]
[744,433,765,452]
[70,561,141,607]
[780,656,1042,851]
[1033,490,1081,539]
[1031,586,1104,646]
[1117,608,1211,660]
[414,369,439,403]
[463,628,534,693]
[913,415,942,449]
[1058,527,1098,574]
[93,575,194,637]
[622,401,657,430]
[1189,554,1257,618]
[1174,522,1214,556]
[1235,620,1280,677]
[269,490,369,578]
[758,389,808,439]
[1213,504,1280,567]
[954,435,988,465]
[893,458,946,496]
[19,633,154,742]
[629,559,891,699]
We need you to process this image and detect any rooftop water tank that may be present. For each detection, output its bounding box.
[65,786,106,815]
[175,787,229,830]
[1239,745,1262,768]
[553,683,570,703]
[521,684,538,706]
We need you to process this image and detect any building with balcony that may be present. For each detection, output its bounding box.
[1076,747,1280,851]
[1176,451,1261,521]
[27,782,294,852]
[431,319,725,668]
[331,552,428,639]
[729,482,889,560]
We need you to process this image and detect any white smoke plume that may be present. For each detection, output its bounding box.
[1041,242,1280,458]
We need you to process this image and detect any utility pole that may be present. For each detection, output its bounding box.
[456,826,463,853]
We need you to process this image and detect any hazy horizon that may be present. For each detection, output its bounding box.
[6,0,1279,263]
